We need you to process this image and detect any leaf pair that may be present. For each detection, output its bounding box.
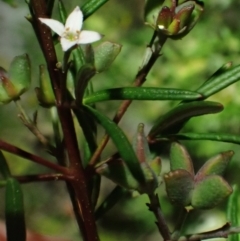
[164,142,233,209]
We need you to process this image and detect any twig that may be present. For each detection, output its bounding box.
[0,139,68,174]
[174,223,240,241]
[147,193,171,240]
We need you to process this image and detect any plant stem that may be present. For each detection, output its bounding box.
[0,140,68,174]
[148,193,171,240]
[30,1,99,240]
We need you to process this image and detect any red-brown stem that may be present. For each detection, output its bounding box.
[30,1,99,240]
[14,173,72,183]
[0,140,68,174]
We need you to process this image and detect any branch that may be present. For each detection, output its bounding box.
[0,139,68,174]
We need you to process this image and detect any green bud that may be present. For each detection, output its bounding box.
[8,54,31,98]
[35,65,55,107]
[164,169,194,206]
[157,6,173,29]
[195,150,233,181]
[0,67,16,104]
[192,175,232,209]
[157,1,204,39]
[94,41,122,73]
[174,3,195,29]
[170,142,194,175]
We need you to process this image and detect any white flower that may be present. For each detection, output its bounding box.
[39,6,102,51]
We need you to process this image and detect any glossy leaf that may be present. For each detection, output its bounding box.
[164,169,194,206]
[81,0,109,20]
[5,178,26,241]
[58,0,67,23]
[94,42,122,73]
[196,64,240,99]
[84,105,145,183]
[195,151,233,181]
[170,142,194,175]
[83,87,201,104]
[167,132,240,145]
[192,175,232,209]
[0,151,11,179]
[0,67,13,104]
[148,101,223,138]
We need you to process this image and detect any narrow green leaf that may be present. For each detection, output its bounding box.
[83,87,202,104]
[5,178,26,241]
[0,151,11,179]
[149,101,223,138]
[95,185,127,220]
[58,0,67,23]
[94,42,122,72]
[170,142,194,175]
[84,105,145,183]
[196,64,240,99]
[166,132,240,145]
[227,185,240,241]
[192,175,232,209]
[81,0,109,20]
[96,159,140,190]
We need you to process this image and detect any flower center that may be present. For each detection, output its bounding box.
[63,28,80,41]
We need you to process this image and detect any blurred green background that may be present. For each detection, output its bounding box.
[0,0,240,240]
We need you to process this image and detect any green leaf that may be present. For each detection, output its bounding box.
[95,185,127,220]
[96,159,140,190]
[196,64,240,99]
[83,87,202,104]
[195,151,233,181]
[0,67,12,104]
[170,142,194,175]
[5,178,26,241]
[84,105,145,183]
[81,0,109,20]
[166,132,240,145]
[0,151,11,179]
[192,175,232,209]
[75,64,96,104]
[164,169,194,206]
[148,101,223,138]
[58,0,67,23]
[227,185,240,241]
[94,42,122,73]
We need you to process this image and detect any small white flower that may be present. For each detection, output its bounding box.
[39,6,102,51]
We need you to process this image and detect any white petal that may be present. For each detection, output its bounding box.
[39,18,65,36]
[78,31,102,44]
[65,6,83,32]
[60,37,78,51]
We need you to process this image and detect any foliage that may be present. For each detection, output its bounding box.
[0,0,240,241]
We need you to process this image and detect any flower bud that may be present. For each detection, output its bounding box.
[35,65,55,107]
[0,54,31,104]
[156,0,204,39]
